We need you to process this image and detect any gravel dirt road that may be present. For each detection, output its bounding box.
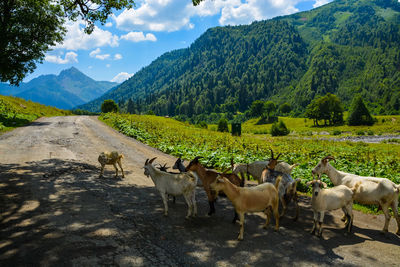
[0,116,399,266]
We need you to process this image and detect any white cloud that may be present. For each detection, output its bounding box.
[55,20,119,50]
[211,0,300,26]
[120,32,157,42]
[114,0,196,32]
[106,64,111,68]
[114,54,123,60]
[111,72,133,83]
[105,22,113,27]
[313,0,332,8]
[89,48,111,60]
[114,0,304,32]
[45,52,78,64]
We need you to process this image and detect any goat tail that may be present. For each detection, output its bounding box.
[274,176,282,190]
[352,182,361,197]
[119,154,124,160]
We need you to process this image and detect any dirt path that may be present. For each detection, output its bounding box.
[0,116,399,266]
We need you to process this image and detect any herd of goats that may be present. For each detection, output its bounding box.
[98,150,400,241]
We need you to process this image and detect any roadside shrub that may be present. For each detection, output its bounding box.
[367,130,374,136]
[271,120,290,136]
[332,130,342,136]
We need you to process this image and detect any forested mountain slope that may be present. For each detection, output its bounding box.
[80,0,400,116]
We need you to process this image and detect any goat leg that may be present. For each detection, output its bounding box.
[391,200,400,235]
[318,211,325,237]
[238,212,245,241]
[208,201,215,216]
[117,160,125,178]
[113,163,118,178]
[232,211,238,224]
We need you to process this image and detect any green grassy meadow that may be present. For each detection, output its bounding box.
[100,112,400,213]
[0,95,71,133]
[241,115,400,136]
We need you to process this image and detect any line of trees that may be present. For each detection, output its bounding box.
[305,93,374,126]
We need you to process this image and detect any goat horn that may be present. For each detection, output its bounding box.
[145,159,149,165]
[322,156,335,162]
[193,156,203,163]
[270,148,274,159]
[276,153,282,160]
[149,157,157,164]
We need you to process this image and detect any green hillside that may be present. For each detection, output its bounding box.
[80,0,400,117]
[0,95,71,133]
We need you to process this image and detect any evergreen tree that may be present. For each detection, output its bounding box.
[347,95,374,126]
[127,98,135,114]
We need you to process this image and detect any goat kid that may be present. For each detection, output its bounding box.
[98,151,125,178]
[210,175,281,240]
[312,156,400,235]
[307,180,360,237]
[144,157,198,219]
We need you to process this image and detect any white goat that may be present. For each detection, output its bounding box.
[312,156,400,235]
[98,151,125,178]
[232,160,297,184]
[210,174,281,240]
[307,180,360,237]
[144,157,198,219]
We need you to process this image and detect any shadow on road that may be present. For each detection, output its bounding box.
[0,159,399,266]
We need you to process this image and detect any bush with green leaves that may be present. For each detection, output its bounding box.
[271,120,290,136]
[217,117,229,132]
[101,100,119,113]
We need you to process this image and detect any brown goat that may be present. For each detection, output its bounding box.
[185,156,244,219]
[210,175,281,240]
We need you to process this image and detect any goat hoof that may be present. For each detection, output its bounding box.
[237,237,243,241]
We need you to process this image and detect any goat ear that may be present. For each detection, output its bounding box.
[149,157,157,164]
[306,180,313,187]
[321,182,327,188]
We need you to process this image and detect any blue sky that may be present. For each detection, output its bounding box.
[26,0,332,84]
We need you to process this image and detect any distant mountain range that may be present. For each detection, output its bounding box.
[0,67,118,110]
[80,0,400,116]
